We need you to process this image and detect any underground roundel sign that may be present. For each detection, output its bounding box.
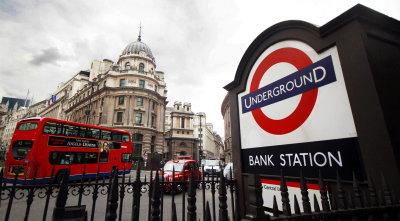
[238,40,359,179]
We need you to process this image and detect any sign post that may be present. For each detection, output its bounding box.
[224,4,400,218]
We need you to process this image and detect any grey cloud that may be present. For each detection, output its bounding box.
[30,47,63,66]
[0,0,21,17]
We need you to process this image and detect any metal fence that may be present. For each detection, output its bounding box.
[2,164,400,221]
[0,165,237,221]
[242,171,400,221]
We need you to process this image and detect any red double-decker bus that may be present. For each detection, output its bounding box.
[4,117,132,183]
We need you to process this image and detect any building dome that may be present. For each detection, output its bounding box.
[121,39,154,59]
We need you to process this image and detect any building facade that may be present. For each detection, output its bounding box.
[165,101,224,161]
[0,98,46,148]
[221,93,232,163]
[38,33,168,159]
[165,102,199,160]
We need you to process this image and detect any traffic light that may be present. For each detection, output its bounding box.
[199,150,203,159]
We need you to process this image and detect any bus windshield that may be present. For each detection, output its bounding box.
[12,140,34,160]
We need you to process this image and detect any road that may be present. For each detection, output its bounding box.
[0,170,236,220]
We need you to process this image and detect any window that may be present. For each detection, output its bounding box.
[87,128,100,139]
[43,121,61,135]
[136,113,142,124]
[152,102,156,110]
[49,151,98,165]
[125,62,131,70]
[133,133,143,141]
[151,115,155,127]
[137,97,143,106]
[64,124,79,137]
[139,80,145,88]
[117,112,123,123]
[120,79,126,87]
[154,85,157,92]
[78,126,87,138]
[118,96,124,105]
[122,134,130,142]
[12,140,33,160]
[99,113,102,124]
[110,133,120,142]
[17,122,38,131]
[181,117,185,128]
[101,130,112,140]
[133,144,142,158]
[139,63,144,73]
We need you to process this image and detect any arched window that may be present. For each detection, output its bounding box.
[125,62,131,70]
[139,63,144,73]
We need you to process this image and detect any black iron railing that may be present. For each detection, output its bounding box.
[0,164,237,221]
[242,170,400,221]
[3,163,398,221]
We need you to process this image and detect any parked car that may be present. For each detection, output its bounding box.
[203,159,223,175]
[223,162,234,180]
[158,160,201,193]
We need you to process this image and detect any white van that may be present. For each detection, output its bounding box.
[203,159,223,175]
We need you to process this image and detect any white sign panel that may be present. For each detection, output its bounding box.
[237,40,361,179]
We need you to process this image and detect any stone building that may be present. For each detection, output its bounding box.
[165,101,224,161]
[38,32,168,159]
[0,98,46,148]
[221,93,232,163]
[39,71,90,120]
[165,102,199,160]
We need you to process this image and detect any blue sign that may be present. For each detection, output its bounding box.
[241,56,337,114]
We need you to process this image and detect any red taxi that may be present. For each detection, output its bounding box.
[158,160,201,193]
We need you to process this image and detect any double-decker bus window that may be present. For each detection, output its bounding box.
[101,130,112,140]
[112,132,122,142]
[122,134,130,142]
[56,123,64,135]
[87,128,100,139]
[78,126,87,138]
[86,152,98,164]
[43,121,58,134]
[64,124,79,137]
[50,151,98,164]
[17,122,39,131]
[12,140,33,160]
[121,153,132,162]
[111,142,121,149]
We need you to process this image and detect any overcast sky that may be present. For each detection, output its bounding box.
[0,0,399,136]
